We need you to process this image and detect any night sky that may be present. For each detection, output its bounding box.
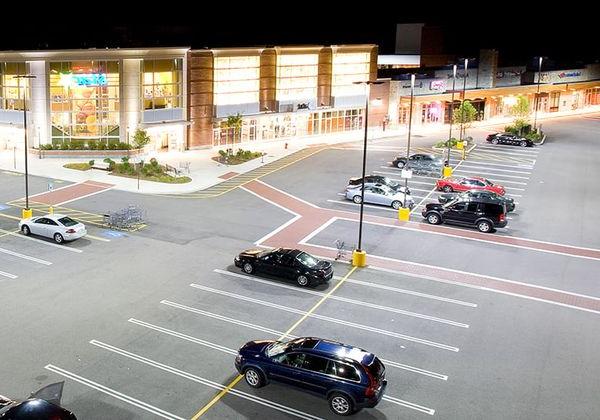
[2,9,598,67]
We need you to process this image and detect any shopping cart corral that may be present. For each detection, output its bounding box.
[103,206,146,230]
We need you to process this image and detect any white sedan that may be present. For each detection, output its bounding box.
[345,184,414,209]
[19,214,87,244]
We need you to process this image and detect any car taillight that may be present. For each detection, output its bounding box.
[364,368,378,397]
[66,229,76,233]
[499,213,505,222]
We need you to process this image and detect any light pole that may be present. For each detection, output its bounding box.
[459,58,469,141]
[352,80,383,267]
[446,65,457,167]
[533,56,543,132]
[14,74,36,219]
[402,74,416,209]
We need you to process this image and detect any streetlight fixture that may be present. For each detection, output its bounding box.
[14,74,36,219]
[533,56,544,131]
[446,65,458,168]
[401,74,416,211]
[352,80,383,267]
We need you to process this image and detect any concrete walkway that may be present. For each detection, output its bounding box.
[0,108,597,195]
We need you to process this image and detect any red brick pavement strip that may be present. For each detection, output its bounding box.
[245,180,600,314]
[25,181,114,206]
[218,171,240,180]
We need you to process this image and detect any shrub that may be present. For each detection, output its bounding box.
[103,158,116,171]
[132,128,151,149]
[88,160,95,166]
[121,156,129,163]
[97,142,106,150]
[60,143,70,150]
[218,150,227,159]
[108,143,118,150]
[40,144,53,150]
[150,157,159,167]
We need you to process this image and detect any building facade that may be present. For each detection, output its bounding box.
[0,44,378,152]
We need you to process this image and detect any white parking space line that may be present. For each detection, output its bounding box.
[459,160,534,169]
[453,169,530,180]
[128,319,238,355]
[475,146,539,156]
[45,364,185,420]
[160,300,448,381]
[0,270,17,279]
[457,164,532,174]
[334,276,478,307]
[212,269,470,328]
[383,395,435,415]
[189,284,460,352]
[0,228,83,253]
[0,246,52,265]
[89,340,325,420]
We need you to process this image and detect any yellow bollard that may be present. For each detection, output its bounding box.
[398,207,411,221]
[456,141,464,150]
[352,249,367,267]
[442,166,453,178]
[48,206,53,215]
[22,208,32,219]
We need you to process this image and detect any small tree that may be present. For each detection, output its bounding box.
[132,128,151,149]
[510,95,531,120]
[452,100,478,139]
[225,113,243,150]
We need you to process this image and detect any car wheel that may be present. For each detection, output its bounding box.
[21,225,30,236]
[244,367,265,388]
[491,138,499,144]
[477,220,492,233]
[352,195,362,204]
[296,275,309,287]
[520,140,528,147]
[391,200,401,210]
[242,262,254,274]
[329,393,353,416]
[396,161,405,169]
[442,185,453,192]
[426,213,441,225]
[54,233,64,244]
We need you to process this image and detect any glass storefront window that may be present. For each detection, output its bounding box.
[332,53,370,97]
[49,60,120,145]
[142,59,183,110]
[276,54,318,101]
[0,62,28,110]
[214,56,260,106]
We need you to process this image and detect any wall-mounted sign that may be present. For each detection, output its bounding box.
[430,80,446,91]
[558,71,582,79]
[59,72,107,87]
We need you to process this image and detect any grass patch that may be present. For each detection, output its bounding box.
[213,148,263,165]
[110,172,191,184]
[63,163,91,171]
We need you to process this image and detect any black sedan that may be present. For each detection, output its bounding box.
[486,132,533,147]
[234,248,333,287]
[1,382,76,419]
[391,153,443,174]
[438,190,515,212]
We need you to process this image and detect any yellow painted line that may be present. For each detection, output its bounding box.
[0,229,20,238]
[85,234,111,242]
[191,264,358,419]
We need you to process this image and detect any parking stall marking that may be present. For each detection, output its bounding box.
[0,227,83,253]
[0,269,17,279]
[45,364,185,420]
[87,340,325,420]
[159,299,449,380]
[212,269,470,328]
[189,283,460,352]
[383,395,435,415]
[0,246,52,265]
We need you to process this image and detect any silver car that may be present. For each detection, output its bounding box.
[345,184,414,209]
[19,214,87,244]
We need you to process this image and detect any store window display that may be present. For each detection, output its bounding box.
[0,62,28,111]
[142,59,183,110]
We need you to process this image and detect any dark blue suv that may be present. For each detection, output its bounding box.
[235,337,387,416]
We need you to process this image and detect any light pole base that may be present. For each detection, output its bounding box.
[352,250,367,267]
[398,207,411,221]
[22,208,32,219]
[443,166,453,178]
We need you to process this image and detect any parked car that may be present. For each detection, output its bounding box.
[345,184,414,210]
[235,337,387,416]
[486,132,534,147]
[422,197,508,233]
[347,175,410,195]
[234,248,333,287]
[438,190,515,212]
[1,382,77,419]
[391,153,443,174]
[436,176,506,196]
[19,214,87,244]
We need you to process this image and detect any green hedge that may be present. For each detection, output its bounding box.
[39,141,132,150]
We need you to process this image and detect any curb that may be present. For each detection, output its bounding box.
[538,134,547,145]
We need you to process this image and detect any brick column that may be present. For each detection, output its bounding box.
[317,47,332,107]
[260,48,277,112]
[188,50,214,149]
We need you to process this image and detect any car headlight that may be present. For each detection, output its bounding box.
[234,256,240,261]
[235,354,242,363]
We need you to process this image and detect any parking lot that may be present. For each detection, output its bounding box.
[2,115,600,419]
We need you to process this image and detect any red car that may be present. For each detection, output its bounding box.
[436,176,506,196]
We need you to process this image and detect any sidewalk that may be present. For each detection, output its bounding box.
[0,108,597,195]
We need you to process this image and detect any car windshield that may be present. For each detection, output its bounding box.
[379,185,394,195]
[266,340,290,357]
[484,179,493,186]
[443,198,460,208]
[58,217,78,227]
[296,252,319,268]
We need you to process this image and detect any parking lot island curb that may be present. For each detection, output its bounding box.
[352,249,367,267]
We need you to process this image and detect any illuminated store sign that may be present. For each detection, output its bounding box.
[430,80,446,91]
[558,71,582,79]
[59,73,107,87]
